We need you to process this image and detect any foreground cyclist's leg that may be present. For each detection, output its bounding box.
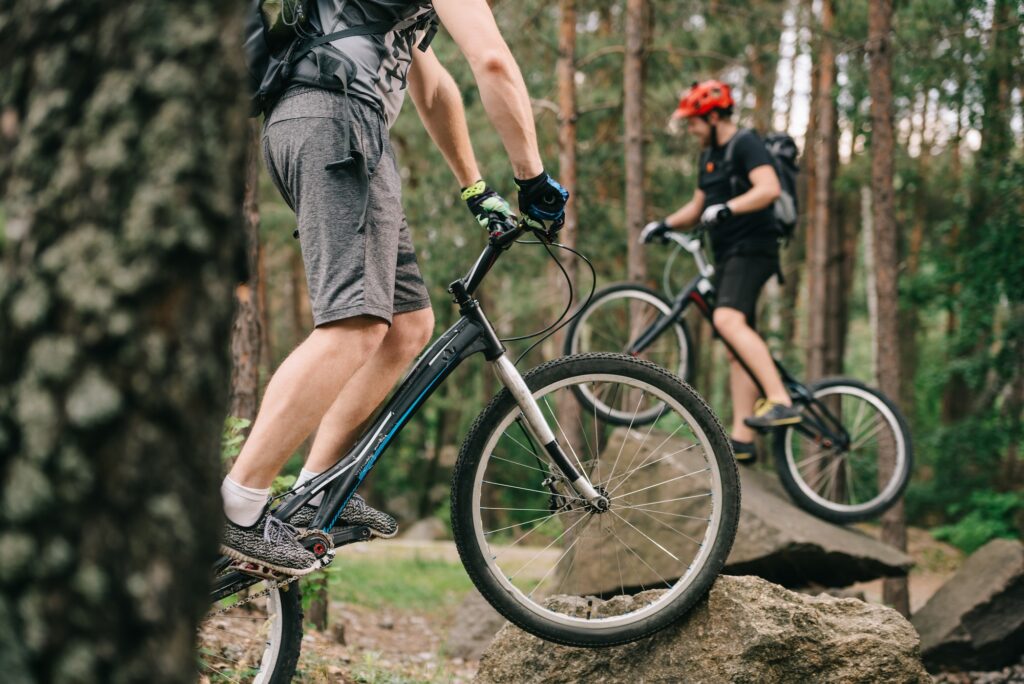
[220,317,388,574]
[291,307,434,536]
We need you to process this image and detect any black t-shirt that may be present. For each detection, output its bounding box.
[698,130,779,260]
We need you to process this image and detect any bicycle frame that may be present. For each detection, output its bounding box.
[212,226,605,598]
[626,231,851,449]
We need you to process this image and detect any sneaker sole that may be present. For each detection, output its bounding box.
[744,416,803,429]
[219,544,319,577]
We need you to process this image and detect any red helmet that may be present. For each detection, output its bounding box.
[674,80,734,119]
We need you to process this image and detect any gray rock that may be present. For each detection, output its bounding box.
[475,575,930,684]
[912,538,1024,671]
[560,428,912,594]
[726,466,914,587]
[445,590,508,661]
[400,517,448,541]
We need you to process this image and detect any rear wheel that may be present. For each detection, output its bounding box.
[451,353,738,647]
[197,576,303,684]
[564,284,692,426]
[773,378,912,524]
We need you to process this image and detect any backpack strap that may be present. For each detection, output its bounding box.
[725,128,755,199]
[293,21,396,61]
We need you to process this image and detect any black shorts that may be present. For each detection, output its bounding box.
[713,254,778,329]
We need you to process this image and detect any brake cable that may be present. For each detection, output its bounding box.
[494,237,597,367]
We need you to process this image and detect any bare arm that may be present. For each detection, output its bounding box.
[432,0,543,179]
[726,165,781,214]
[408,46,481,188]
[665,189,706,229]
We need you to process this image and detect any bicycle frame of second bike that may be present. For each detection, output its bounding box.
[212,227,606,590]
[626,233,851,450]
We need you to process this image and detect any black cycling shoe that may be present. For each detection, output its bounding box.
[730,438,757,465]
[744,399,803,430]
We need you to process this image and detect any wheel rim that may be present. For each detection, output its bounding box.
[470,371,724,630]
[570,291,688,423]
[198,581,286,683]
[784,385,907,514]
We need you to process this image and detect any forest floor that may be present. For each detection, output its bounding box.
[285,527,966,683]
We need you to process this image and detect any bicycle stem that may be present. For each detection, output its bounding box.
[491,354,606,507]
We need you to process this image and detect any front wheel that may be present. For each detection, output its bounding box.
[564,284,693,426]
[451,353,739,647]
[773,378,913,524]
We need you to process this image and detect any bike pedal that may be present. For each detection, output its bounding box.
[331,525,373,547]
[228,559,286,581]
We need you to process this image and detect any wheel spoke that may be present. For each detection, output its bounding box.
[612,468,710,501]
[608,510,681,562]
[850,417,887,450]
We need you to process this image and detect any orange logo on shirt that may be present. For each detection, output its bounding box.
[706,161,715,173]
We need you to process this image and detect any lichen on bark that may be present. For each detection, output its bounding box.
[0,1,248,681]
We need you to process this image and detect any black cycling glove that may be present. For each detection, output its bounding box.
[514,171,569,230]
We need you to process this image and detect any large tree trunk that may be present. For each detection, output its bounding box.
[867,0,909,618]
[805,0,838,382]
[0,3,246,681]
[624,0,649,286]
[230,122,265,424]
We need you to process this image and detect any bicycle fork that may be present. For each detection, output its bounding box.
[491,354,609,511]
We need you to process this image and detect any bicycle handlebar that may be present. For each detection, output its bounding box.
[663,226,715,279]
[455,217,560,301]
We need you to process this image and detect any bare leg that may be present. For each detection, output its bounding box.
[713,307,791,432]
[228,316,389,489]
[305,308,435,472]
[727,353,761,443]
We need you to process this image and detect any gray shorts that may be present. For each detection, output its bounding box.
[262,88,430,327]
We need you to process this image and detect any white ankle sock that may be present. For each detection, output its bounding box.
[221,476,270,527]
[294,468,325,507]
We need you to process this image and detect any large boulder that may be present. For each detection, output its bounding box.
[912,538,1024,671]
[475,575,930,683]
[445,590,507,661]
[726,466,914,586]
[560,428,912,594]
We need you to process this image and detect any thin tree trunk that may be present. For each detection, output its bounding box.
[861,187,878,379]
[867,0,909,617]
[554,0,583,444]
[0,2,246,679]
[805,0,836,382]
[624,0,649,287]
[230,121,265,424]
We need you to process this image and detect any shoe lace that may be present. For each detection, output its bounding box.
[264,516,301,545]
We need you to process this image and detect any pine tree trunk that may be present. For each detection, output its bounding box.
[805,0,837,382]
[624,0,649,286]
[230,121,265,424]
[0,2,247,681]
[867,0,909,617]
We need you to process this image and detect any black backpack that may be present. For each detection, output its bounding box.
[722,129,801,242]
[243,0,438,117]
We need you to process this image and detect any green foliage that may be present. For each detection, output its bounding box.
[326,555,471,612]
[932,490,1024,554]
[221,416,252,463]
[351,652,425,684]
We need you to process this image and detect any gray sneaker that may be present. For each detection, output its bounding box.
[221,510,318,577]
[289,493,399,539]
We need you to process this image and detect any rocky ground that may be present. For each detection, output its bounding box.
[264,528,1015,683]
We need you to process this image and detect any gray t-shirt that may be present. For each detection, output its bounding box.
[315,0,435,128]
